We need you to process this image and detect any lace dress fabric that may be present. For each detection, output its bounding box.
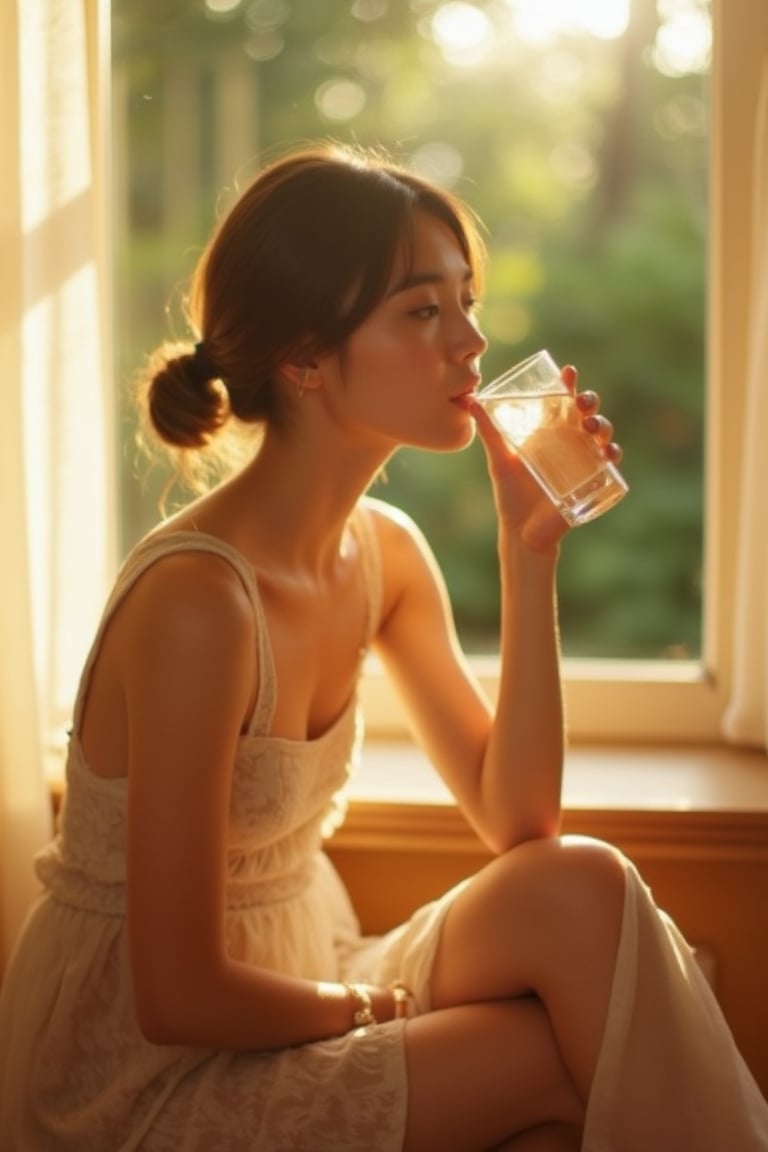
[1,506,767,1150]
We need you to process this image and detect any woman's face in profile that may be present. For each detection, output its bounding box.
[313,210,487,454]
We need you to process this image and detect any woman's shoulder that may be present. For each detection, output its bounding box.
[360,494,427,547]
[118,531,257,649]
[359,496,441,589]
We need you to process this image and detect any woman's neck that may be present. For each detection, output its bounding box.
[213,423,390,577]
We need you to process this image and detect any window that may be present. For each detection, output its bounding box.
[110,0,757,745]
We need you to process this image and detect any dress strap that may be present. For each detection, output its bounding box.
[70,531,277,738]
[351,499,383,651]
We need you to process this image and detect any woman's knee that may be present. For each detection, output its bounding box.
[518,833,626,889]
[430,835,628,1008]
[552,834,628,897]
[502,834,628,940]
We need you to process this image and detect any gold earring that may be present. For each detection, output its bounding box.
[298,367,308,399]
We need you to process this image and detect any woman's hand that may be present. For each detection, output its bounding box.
[469,365,622,553]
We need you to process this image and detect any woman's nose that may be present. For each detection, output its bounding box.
[455,312,488,361]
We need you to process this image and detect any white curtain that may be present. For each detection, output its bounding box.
[0,0,113,973]
[722,59,768,751]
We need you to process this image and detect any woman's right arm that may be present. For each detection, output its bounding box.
[122,553,392,1049]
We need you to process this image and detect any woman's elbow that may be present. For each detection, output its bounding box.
[487,815,563,856]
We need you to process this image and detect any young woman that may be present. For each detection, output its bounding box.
[1,143,766,1152]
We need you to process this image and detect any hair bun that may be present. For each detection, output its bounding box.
[146,345,228,450]
[188,340,219,386]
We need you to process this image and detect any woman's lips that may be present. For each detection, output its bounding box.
[450,388,478,411]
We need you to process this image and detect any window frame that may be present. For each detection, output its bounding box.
[99,0,764,751]
[361,0,766,747]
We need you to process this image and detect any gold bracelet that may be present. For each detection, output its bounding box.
[344,982,376,1029]
[390,980,415,1019]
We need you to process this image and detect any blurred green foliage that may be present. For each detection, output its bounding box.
[113,0,707,659]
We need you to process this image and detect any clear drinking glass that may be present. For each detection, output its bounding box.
[474,350,628,526]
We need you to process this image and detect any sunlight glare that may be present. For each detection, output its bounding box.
[509,0,630,44]
[653,3,712,77]
[431,2,493,67]
[205,0,242,14]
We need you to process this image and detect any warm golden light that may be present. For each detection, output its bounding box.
[505,0,630,44]
[654,0,711,76]
[430,2,493,67]
[205,0,242,14]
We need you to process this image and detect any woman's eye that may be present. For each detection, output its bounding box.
[409,304,439,320]
[407,297,480,320]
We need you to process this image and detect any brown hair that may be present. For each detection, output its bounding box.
[137,142,486,489]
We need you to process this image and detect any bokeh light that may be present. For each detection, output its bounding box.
[653,1,711,77]
[505,0,630,45]
[314,78,367,121]
[430,2,493,67]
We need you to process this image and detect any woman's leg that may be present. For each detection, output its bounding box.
[429,835,627,1102]
[497,1124,582,1151]
[402,997,583,1152]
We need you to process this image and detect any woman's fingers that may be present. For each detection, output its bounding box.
[575,389,599,414]
[605,440,623,465]
[570,381,622,461]
[582,413,614,443]
[561,364,578,393]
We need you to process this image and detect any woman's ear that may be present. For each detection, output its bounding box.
[280,360,320,399]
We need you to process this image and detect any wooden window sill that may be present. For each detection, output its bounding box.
[339,739,768,856]
[49,739,768,847]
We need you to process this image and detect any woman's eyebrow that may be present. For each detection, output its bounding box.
[387,266,473,297]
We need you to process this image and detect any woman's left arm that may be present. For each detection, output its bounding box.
[371,370,620,854]
[373,501,563,854]
[467,368,621,848]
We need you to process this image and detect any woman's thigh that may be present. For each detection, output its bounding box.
[496,1123,582,1150]
[402,998,583,1152]
[428,835,627,1097]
